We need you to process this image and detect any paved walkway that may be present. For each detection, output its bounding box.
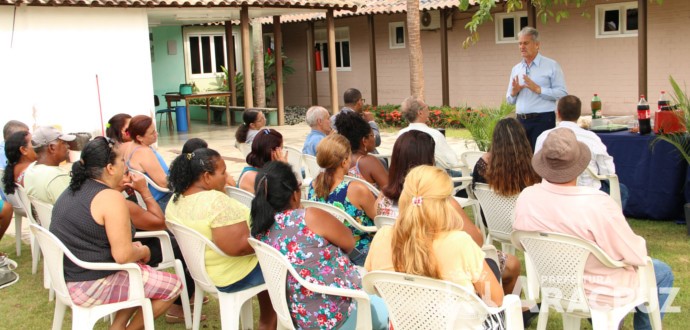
[6,120,479,244]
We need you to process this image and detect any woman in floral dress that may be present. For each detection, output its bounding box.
[307,134,377,266]
[251,161,388,329]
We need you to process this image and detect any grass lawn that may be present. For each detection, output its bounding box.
[1,218,686,329]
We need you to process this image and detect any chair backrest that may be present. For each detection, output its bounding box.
[584,166,622,208]
[165,221,226,295]
[224,186,255,209]
[29,196,53,229]
[154,95,160,107]
[238,143,251,158]
[373,215,396,229]
[5,192,27,217]
[460,151,485,175]
[14,185,39,225]
[128,169,170,193]
[29,225,75,308]
[343,175,380,198]
[362,271,500,330]
[301,154,322,180]
[301,200,377,233]
[472,183,518,245]
[283,145,305,181]
[246,238,295,329]
[511,231,629,314]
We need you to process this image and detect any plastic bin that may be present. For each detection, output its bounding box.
[175,106,188,132]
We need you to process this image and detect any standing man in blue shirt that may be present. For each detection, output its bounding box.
[302,106,332,156]
[506,27,567,151]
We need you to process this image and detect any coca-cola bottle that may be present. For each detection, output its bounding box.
[658,91,670,111]
[638,95,652,135]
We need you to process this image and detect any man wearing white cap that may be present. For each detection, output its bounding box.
[514,128,674,330]
[24,126,76,204]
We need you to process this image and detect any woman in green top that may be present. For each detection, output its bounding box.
[166,148,276,329]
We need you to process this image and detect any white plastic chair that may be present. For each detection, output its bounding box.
[283,145,305,182]
[460,151,486,176]
[30,224,155,330]
[343,175,380,197]
[14,185,41,274]
[5,192,27,257]
[166,221,265,330]
[511,231,662,330]
[224,186,255,209]
[472,183,519,255]
[128,169,170,193]
[301,154,322,180]
[362,270,523,330]
[28,196,56,301]
[585,166,622,208]
[301,200,377,233]
[247,238,373,330]
[373,215,396,229]
[133,230,192,329]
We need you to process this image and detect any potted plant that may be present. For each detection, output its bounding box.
[653,76,690,234]
[457,102,515,151]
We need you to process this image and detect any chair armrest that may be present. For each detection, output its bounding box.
[585,167,621,208]
[134,231,175,266]
[66,257,146,300]
[492,294,523,330]
[129,169,170,193]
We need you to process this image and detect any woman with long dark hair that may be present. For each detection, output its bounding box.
[472,117,541,195]
[50,137,182,329]
[105,113,133,143]
[2,130,37,194]
[237,129,286,193]
[166,148,276,329]
[251,161,388,329]
[234,109,266,146]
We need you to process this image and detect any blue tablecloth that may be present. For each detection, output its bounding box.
[597,131,687,220]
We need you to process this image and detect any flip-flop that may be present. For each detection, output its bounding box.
[190,295,210,306]
[0,258,19,290]
[165,313,207,324]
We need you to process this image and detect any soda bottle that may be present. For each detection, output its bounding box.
[637,95,652,135]
[591,94,602,119]
[658,91,670,111]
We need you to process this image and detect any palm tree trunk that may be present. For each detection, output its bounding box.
[407,0,424,99]
[252,19,266,107]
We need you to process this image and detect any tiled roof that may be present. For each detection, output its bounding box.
[272,0,489,23]
[0,0,360,10]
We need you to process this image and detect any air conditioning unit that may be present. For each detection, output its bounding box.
[420,10,453,31]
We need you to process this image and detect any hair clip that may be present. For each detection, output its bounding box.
[105,123,111,128]
[186,152,194,160]
[412,196,423,206]
[263,129,270,135]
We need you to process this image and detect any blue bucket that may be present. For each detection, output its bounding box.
[175,106,188,132]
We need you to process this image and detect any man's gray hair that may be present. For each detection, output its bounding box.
[3,120,29,140]
[305,106,329,127]
[400,96,425,123]
[518,26,539,42]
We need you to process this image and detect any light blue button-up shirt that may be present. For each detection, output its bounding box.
[506,53,567,114]
[302,129,327,156]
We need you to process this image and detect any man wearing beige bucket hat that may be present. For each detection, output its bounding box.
[514,128,674,329]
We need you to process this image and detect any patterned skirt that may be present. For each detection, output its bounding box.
[67,263,182,307]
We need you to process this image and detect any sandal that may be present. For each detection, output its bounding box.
[190,295,210,306]
[165,313,207,324]
[0,256,19,290]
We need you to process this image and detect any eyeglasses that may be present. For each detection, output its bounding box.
[96,136,116,161]
[360,98,366,104]
[525,65,531,76]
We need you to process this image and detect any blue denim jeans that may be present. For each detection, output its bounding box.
[600,181,630,211]
[339,294,389,330]
[633,259,674,330]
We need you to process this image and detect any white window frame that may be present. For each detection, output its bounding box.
[389,22,406,49]
[495,11,528,44]
[595,2,638,38]
[314,27,351,72]
[184,32,228,78]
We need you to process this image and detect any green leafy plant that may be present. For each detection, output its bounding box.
[219,49,294,106]
[653,76,690,164]
[457,102,515,151]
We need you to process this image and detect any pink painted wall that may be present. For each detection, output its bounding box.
[281,0,690,116]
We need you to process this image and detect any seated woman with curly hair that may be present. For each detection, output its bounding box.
[335,111,388,188]
[50,137,182,329]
